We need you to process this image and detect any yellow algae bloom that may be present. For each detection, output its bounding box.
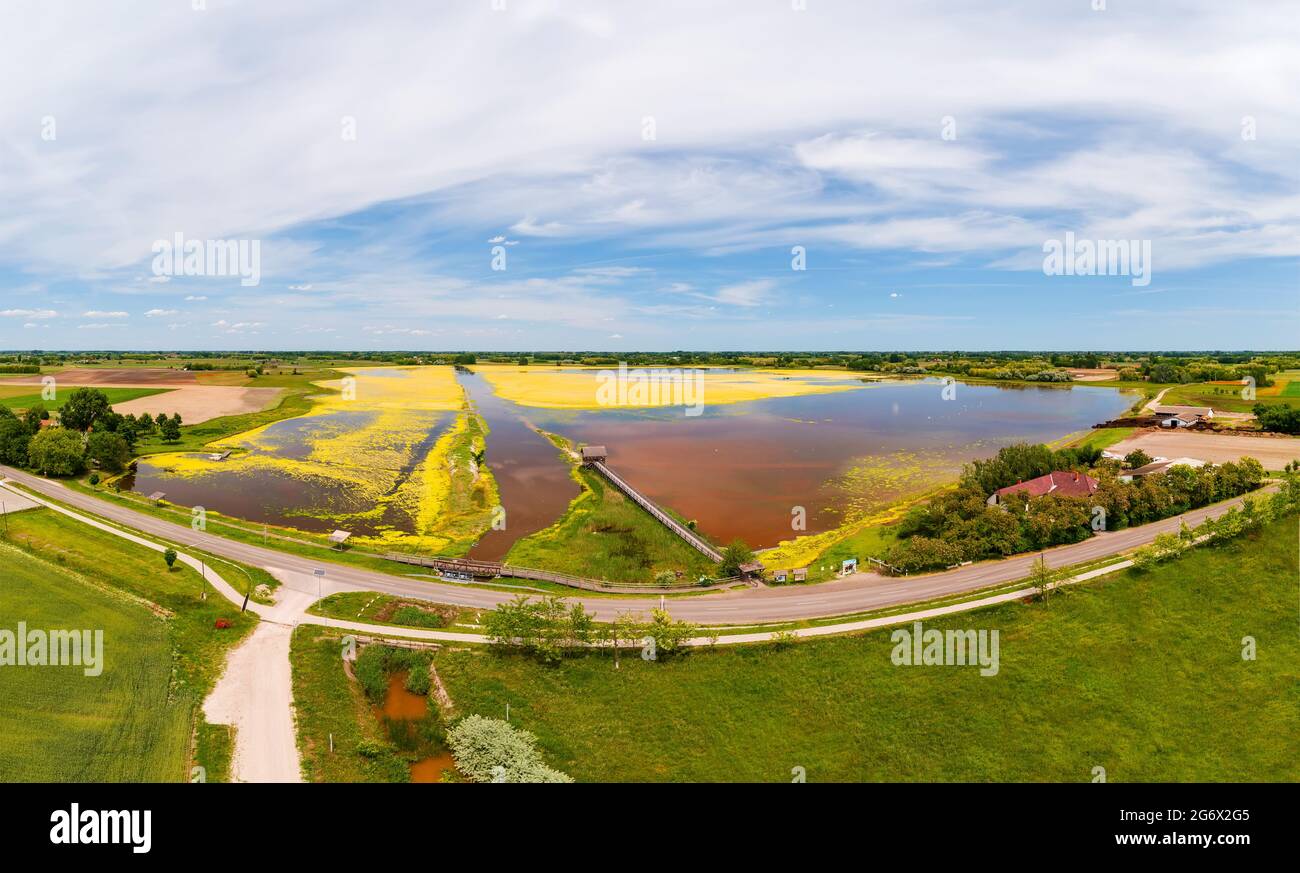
[474,364,868,410]
[141,366,497,552]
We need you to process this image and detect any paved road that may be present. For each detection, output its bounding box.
[0,463,1267,624]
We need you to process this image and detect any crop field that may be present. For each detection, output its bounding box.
[0,507,256,782]
[1162,377,1299,413]
[0,386,169,410]
[0,538,190,781]
[435,515,1300,782]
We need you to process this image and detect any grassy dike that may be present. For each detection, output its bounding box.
[0,507,257,781]
[433,515,1299,782]
[503,433,719,583]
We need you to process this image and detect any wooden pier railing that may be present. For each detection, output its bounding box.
[586,460,725,563]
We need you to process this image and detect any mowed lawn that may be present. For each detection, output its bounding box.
[437,516,1300,782]
[0,539,190,780]
[0,506,256,781]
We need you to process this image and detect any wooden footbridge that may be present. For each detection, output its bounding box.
[579,445,728,564]
[381,553,750,593]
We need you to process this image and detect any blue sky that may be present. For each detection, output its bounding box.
[1,0,1297,351]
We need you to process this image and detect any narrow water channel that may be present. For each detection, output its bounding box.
[457,369,580,561]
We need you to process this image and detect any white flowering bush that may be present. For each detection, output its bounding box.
[447,715,572,783]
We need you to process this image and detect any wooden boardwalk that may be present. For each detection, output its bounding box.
[381,553,747,593]
[585,459,725,563]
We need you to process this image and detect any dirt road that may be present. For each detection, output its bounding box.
[203,621,302,783]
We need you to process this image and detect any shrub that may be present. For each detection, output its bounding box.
[353,645,390,702]
[390,605,451,628]
[404,666,431,696]
[163,548,177,568]
[446,715,572,783]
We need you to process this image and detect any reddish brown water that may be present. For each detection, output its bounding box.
[524,379,1133,548]
[128,367,1133,556]
[410,751,456,783]
[376,672,428,720]
[460,371,580,560]
[373,673,459,783]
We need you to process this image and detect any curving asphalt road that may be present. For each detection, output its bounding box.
[0,463,1268,624]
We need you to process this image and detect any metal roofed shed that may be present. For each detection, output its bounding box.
[580,445,608,463]
[328,530,352,548]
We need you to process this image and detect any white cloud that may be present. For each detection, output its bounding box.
[714,279,775,307]
[0,0,1294,344]
[1,309,57,319]
[82,310,128,318]
[144,308,178,317]
[184,295,207,301]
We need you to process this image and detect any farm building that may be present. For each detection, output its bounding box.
[1152,405,1214,427]
[988,470,1100,507]
[1119,457,1207,482]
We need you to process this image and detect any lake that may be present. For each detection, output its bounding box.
[127,368,1133,554]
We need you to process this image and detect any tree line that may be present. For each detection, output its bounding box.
[0,387,183,477]
[882,442,1267,573]
[483,595,701,663]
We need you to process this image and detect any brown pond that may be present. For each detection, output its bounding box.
[376,672,428,720]
[374,672,457,783]
[410,751,456,783]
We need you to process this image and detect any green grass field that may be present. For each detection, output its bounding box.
[0,507,256,781]
[0,540,191,780]
[436,514,1300,782]
[1162,380,1298,414]
[0,386,169,411]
